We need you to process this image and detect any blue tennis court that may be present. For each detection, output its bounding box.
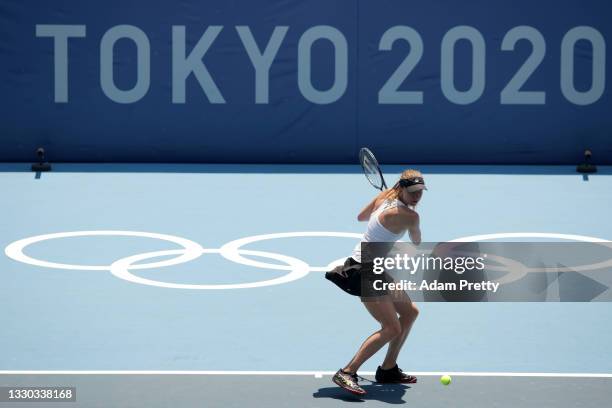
[1,164,612,406]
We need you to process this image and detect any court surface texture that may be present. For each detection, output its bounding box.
[1,163,611,407]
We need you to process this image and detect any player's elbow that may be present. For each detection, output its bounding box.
[409,230,422,246]
[357,210,371,221]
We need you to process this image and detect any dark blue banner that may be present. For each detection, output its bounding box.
[0,0,610,163]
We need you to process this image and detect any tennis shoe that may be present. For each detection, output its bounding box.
[375,364,417,384]
[332,369,366,395]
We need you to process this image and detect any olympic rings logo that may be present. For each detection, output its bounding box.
[4,231,611,290]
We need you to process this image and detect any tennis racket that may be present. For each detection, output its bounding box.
[359,147,387,190]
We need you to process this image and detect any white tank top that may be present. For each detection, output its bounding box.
[351,199,408,262]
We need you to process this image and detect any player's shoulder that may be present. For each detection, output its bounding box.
[397,205,419,220]
[373,196,392,212]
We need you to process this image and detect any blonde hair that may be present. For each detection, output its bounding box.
[384,169,423,200]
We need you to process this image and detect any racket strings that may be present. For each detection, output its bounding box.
[363,159,378,179]
[360,148,385,190]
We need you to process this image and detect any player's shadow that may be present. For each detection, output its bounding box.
[313,383,410,404]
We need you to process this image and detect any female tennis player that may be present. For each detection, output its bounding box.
[326,169,426,395]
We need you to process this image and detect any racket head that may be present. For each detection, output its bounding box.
[359,147,387,190]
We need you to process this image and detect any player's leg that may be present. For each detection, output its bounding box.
[343,297,402,374]
[376,290,419,383]
[333,296,402,395]
[382,291,419,367]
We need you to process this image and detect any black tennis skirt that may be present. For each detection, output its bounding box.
[325,257,392,297]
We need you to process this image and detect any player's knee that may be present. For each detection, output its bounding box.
[383,320,402,339]
[411,303,419,319]
[397,306,418,331]
[399,304,418,324]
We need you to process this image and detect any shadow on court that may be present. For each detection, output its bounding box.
[313,383,410,404]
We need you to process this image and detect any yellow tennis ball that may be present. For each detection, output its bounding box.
[440,375,451,385]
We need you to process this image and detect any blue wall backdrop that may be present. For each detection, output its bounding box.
[0,0,611,163]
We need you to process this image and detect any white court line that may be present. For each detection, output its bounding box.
[0,371,611,378]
